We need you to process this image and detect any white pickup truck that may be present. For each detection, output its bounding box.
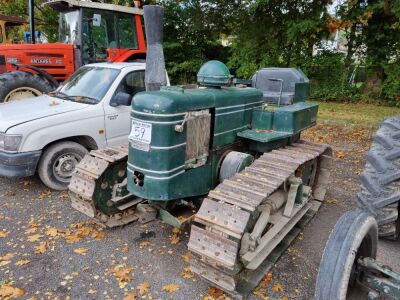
[0,62,163,190]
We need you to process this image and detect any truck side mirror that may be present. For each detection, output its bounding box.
[110,92,132,107]
[93,14,101,27]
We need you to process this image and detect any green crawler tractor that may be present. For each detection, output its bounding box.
[68,5,332,298]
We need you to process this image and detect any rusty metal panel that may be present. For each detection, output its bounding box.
[185,110,211,163]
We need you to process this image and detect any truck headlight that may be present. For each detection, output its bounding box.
[0,133,23,152]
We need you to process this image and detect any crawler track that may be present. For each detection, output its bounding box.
[188,140,332,298]
[68,144,144,227]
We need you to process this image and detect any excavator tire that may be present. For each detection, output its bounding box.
[357,116,400,240]
[0,71,53,102]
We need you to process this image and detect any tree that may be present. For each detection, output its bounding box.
[0,0,58,42]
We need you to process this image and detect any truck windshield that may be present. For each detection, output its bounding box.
[59,10,79,44]
[57,66,120,103]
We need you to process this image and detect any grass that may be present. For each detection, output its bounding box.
[312,101,400,127]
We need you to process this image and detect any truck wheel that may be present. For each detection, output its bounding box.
[357,116,400,239]
[38,141,88,191]
[0,71,53,103]
[315,209,378,300]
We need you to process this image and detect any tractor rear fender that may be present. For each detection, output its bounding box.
[12,63,59,89]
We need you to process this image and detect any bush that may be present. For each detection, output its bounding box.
[382,62,400,106]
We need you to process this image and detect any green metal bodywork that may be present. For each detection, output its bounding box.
[127,79,318,201]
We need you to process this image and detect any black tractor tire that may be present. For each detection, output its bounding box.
[38,141,88,191]
[357,116,400,240]
[0,71,53,103]
[315,209,378,300]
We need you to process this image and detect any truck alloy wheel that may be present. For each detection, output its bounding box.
[38,141,88,190]
[53,153,82,183]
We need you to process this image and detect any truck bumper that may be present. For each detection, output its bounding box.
[0,150,42,177]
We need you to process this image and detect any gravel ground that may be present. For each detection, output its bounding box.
[1,123,399,300]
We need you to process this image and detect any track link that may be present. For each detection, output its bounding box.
[188,140,332,297]
[68,144,145,227]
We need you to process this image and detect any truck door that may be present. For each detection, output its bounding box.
[104,70,145,145]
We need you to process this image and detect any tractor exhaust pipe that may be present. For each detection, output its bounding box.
[29,0,36,44]
[143,5,167,91]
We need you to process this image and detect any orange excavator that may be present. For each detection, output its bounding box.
[0,0,146,102]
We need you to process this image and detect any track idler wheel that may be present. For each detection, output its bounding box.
[315,209,378,300]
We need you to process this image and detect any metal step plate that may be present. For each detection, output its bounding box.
[70,194,95,218]
[188,225,239,269]
[69,173,96,200]
[195,198,250,238]
[75,155,109,179]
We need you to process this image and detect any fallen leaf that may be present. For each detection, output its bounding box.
[15,260,30,266]
[172,227,180,234]
[22,180,32,186]
[0,230,9,238]
[207,287,225,298]
[181,266,194,279]
[181,252,192,263]
[170,234,180,245]
[92,230,106,240]
[139,241,152,248]
[335,151,345,159]
[259,273,273,288]
[253,288,270,300]
[27,234,43,242]
[0,260,10,266]
[123,292,137,300]
[0,285,25,298]
[108,265,134,283]
[122,245,129,253]
[74,247,89,255]
[137,282,150,295]
[0,253,15,261]
[162,284,179,293]
[272,283,284,292]
[46,227,60,237]
[34,242,49,254]
[88,289,97,295]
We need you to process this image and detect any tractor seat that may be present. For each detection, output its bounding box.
[252,68,309,105]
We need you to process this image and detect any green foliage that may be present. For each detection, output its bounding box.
[0,0,58,42]
[0,0,398,105]
[300,52,361,101]
[382,62,400,106]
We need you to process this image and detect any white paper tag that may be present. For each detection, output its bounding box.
[129,119,152,152]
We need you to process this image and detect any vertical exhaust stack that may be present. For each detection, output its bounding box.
[143,5,167,91]
[29,0,36,44]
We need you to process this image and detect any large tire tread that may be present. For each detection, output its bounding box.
[357,116,400,240]
[0,71,53,102]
